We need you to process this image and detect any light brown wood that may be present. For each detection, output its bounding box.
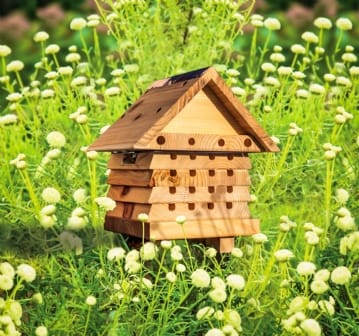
[108,152,252,170]
[204,237,235,253]
[105,216,259,239]
[150,169,251,187]
[106,202,151,219]
[107,170,153,186]
[107,186,152,203]
[144,133,260,152]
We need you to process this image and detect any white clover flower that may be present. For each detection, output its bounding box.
[6,60,24,72]
[111,69,125,77]
[264,76,280,87]
[310,279,329,294]
[309,83,325,94]
[314,269,330,282]
[73,188,87,203]
[46,131,66,148]
[300,319,321,336]
[85,295,97,306]
[42,187,61,203]
[336,76,352,87]
[226,274,245,290]
[318,300,335,315]
[230,247,243,258]
[223,309,242,331]
[6,92,22,102]
[35,326,48,336]
[0,44,12,57]
[107,247,126,261]
[125,260,141,274]
[301,32,319,44]
[176,215,186,225]
[314,17,332,29]
[291,44,306,54]
[142,277,153,289]
[45,44,60,54]
[226,68,240,77]
[126,249,140,262]
[32,293,43,305]
[124,64,139,73]
[191,269,211,288]
[336,18,352,30]
[252,233,268,244]
[296,89,310,99]
[335,188,349,204]
[261,62,276,73]
[66,52,81,63]
[211,277,226,290]
[349,66,359,76]
[140,242,158,261]
[105,87,121,96]
[231,86,245,96]
[70,17,87,30]
[41,89,55,99]
[17,264,36,282]
[205,328,225,336]
[205,247,217,258]
[71,76,87,87]
[323,73,336,82]
[0,274,14,290]
[138,213,149,222]
[58,66,73,76]
[39,214,56,229]
[166,272,177,283]
[87,19,100,27]
[176,263,186,272]
[270,53,285,63]
[315,46,325,55]
[66,215,87,231]
[342,52,357,63]
[278,66,292,76]
[95,197,116,211]
[297,261,316,276]
[196,306,215,320]
[305,231,319,245]
[45,71,58,80]
[274,249,294,262]
[264,17,281,30]
[0,262,15,278]
[209,288,227,303]
[34,31,49,42]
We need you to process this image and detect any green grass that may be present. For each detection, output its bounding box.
[0,1,358,335]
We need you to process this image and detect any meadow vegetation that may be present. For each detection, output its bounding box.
[0,0,358,335]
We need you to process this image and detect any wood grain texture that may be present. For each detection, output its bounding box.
[108,152,251,170]
[104,216,259,239]
[204,237,235,253]
[145,133,260,152]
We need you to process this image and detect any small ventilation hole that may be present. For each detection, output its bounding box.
[188,203,195,210]
[218,139,225,147]
[227,169,234,176]
[244,138,252,147]
[207,203,214,210]
[168,204,175,211]
[226,202,233,209]
[189,186,196,193]
[209,170,215,177]
[133,113,142,121]
[170,170,177,177]
[170,154,177,160]
[188,138,195,145]
[169,187,176,194]
[227,186,233,193]
[157,136,165,145]
[208,186,215,194]
[189,170,196,177]
[209,154,215,160]
[156,107,162,113]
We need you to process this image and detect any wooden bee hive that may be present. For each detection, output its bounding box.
[89,67,279,252]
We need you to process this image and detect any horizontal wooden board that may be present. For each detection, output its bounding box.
[107,185,251,203]
[144,133,261,152]
[105,216,259,239]
[108,169,251,187]
[108,152,251,170]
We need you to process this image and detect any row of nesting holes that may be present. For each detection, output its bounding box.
[157,136,252,147]
[170,154,236,160]
[170,169,234,177]
[168,203,233,211]
[169,186,233,194]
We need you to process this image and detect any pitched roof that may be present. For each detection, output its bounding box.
[89,67,279,153]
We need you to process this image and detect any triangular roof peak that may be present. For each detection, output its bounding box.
[89,67,279,153]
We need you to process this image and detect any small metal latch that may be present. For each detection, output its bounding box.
[123,151,137,164]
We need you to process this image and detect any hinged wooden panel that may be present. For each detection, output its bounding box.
[105,216,259,239]
[108,152,252,170]
[144,133,261,152]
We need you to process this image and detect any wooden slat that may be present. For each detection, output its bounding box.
[106,202,151,219]
[104,216,259,239]
[204,237,235,253]
[107,186,152,203]
[107,170,152,186]
[108,152,252,170]
[144,133,260,152]
[150,169,251,187]
[149,186,251,203]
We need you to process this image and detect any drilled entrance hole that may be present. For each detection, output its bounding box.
[156,107,162,113]
[244,138,252,147]
[169,187,176,194]
[133,113,142,121]
[189,154,196,160]
[189,186,196,194]
[207,203,214,210]
[122,186,130,195]
[170,154,177,160]
[208,186,215,194]
[170,170,177,177]
[218,138,225,147]
[188,203,195,210]
[189,170,196,177]
[157,136,166,145]
[227,186,233,193]
[226,202,233,209]
[168,204,175,211]
[188,137,195,145]
[182,80,188,86]
[209,154,215,160]
[227,169,234,176]
[209,170,215,177]
[228,154,234,160]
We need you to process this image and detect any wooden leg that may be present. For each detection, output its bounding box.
[205,237,235,253]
